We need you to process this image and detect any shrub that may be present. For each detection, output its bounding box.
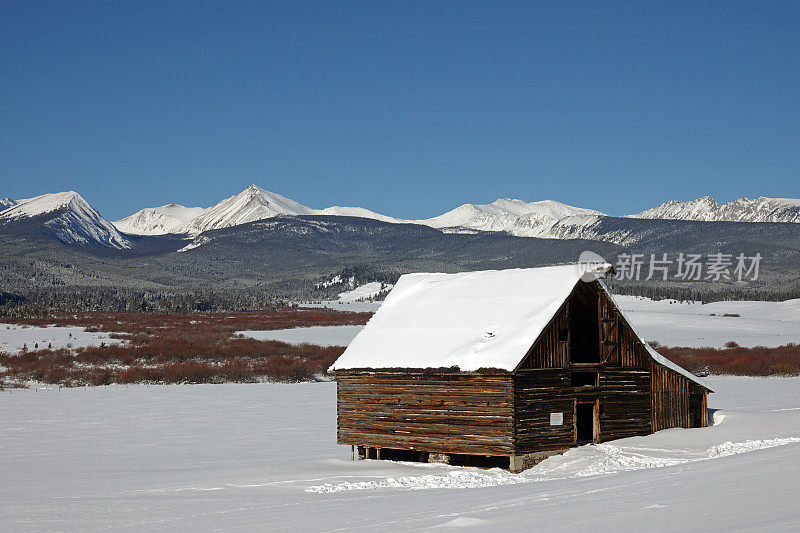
[660,343,800,376]
[0,308,366,386]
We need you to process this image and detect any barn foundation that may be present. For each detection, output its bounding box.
[509,449,571,473]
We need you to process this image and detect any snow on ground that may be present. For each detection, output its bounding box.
[0,324,122,354]
[299,300,384,312]
[337,282,392,302]
[2,376,799,531]
[616,296,800,348]
[236,325,364,346]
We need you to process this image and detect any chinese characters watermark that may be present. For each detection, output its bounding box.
[613,252,762,282]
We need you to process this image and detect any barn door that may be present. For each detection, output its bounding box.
[575,400,600,444]
[599,293,618,363]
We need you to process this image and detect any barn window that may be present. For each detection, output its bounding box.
[571,371,598,387]
[569,283,600,363]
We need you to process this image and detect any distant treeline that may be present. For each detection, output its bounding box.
[0,287,286,317]
[2,272,799,317]
[607,281,800,303]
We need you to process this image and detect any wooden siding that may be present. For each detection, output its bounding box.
[598,287,649,368]
[514,367,652,453]
[518,302,569,369]
[651,363,708,431]
[513,370,575,453]
[336,372,514,456]
[597,368,652,439]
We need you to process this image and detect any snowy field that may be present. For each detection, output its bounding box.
[337,282,392,303]
[2,377,800,532]
[0,324,122,354]
[615,296,800,348]
[300,300,383,312]
[236,325,365,347]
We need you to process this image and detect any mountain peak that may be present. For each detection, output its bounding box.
[418,197,605,234]
[115,203,206,235]
[0,191,130,249]
[628,195,800,223]
[0,191,86,220]
[186,185,314,234]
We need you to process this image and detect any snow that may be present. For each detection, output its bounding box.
[628,195,800,223]
[0,197,16,211]
[332,264,622,373]
[15,187,800,243]
[114,204,206,235]
[2,376,799,531]
[316,206,403,223]
[186,184,315,234]
[0,191,81,219]
[107,185,615,241]
[338,281,392,302]
[301,300,384,312]
[614,296,800,348]
[236,325,364,346]
[0,324,123,354]
[0,191,131,249]
[314,274,343,289]
[414,198,605,236]
[93,185,800,244]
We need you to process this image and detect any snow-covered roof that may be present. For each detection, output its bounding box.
[331,264,710,390]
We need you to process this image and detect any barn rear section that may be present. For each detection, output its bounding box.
[331,265,712,472]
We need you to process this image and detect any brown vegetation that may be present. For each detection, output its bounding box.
[0,307,369,386]
[661,344,800,376]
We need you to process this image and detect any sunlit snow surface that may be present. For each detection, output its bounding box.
[614,296,800,348]
[236,325,364,347]
[0,324,123,354]
[2,377,800,531]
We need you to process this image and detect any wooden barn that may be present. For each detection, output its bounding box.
[330,264,712,472]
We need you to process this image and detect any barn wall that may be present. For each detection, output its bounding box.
[596,368,652,439]
[336,372,514,456]
[513,370,575,454]
[513,367,653,454]
[519,302,569,369]
[514,281,708,455]
[651,364,709,430]
[598,288,650,368]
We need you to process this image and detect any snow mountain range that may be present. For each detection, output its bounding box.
[1,184,799,250]
[114,204,206,236]
[0,191,130,249]
[628,196,800,224]
[111,184,611,239]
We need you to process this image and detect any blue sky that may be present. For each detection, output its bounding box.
[2,1,799,220]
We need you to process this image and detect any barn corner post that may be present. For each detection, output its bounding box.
[331,266,712,472]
